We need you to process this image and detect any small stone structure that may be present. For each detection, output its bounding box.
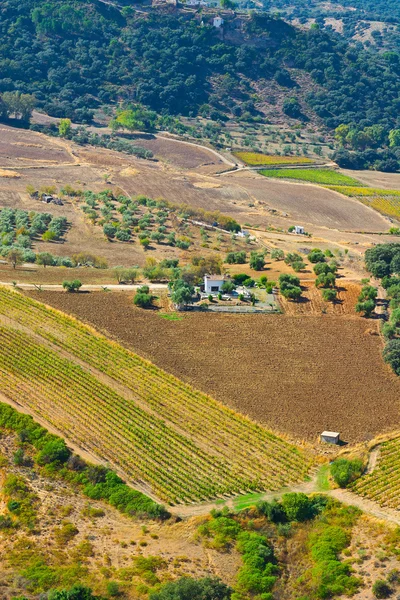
[320,431,340,445]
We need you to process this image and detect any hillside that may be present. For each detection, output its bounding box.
[2,1,400,169]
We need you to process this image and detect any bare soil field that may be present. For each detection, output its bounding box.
[119,133,226,172]
[340,169,400,191]
[0,125,73,167]
[26,290,400,444]
[226,171,390,232]
[279,281,361,315]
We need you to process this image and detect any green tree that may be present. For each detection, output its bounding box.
[308,249,325,263]
[134,285,153,308]
[316,272,336,288]
[221,280,235,293]
[355,299,376,317]
[383,338,400,375]
[62,280,82,292]
[58,118,72,137]
[372,580,392,599]
[271,249,284,261]
[322,288,337,302]
[334,124,351,146]
[36,439,71,465]
[170,279,194,309]
[281,493,315,521]
[249,251,265,271]
[103,224,117,239]
[36,252,55,268]
[7,248,24,269]
[389,129,400,148]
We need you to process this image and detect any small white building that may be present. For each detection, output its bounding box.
[213,16,224,28]
[320,431,340,445]
[294,225,305,235]
[204,274,227,294]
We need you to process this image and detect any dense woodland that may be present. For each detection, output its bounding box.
[1,0,400,168]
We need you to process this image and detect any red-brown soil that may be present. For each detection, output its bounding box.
[26,290,400,444]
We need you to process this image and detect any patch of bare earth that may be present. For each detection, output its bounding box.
[25,290,400,445]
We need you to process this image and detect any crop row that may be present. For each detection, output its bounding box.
[0,326,269,503]
[259,168,362,186]
[325,186,400,197]
[0,289,310,480]
[233,152,313,166]
[351,437,400,509]
[0,289,311,502]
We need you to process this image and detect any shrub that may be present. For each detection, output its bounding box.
[149,577,232,600]
[36,440,71,465]
[281,493,316,521]
[308,249,326,263]
[62,280,82,293]
[134,286,153,308]
[331,458,364,488]
[322,288,337,302]
[54,521,79,546]
[372,580,392,599]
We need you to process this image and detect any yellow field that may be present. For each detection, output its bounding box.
[234,152,314,166]
[362,197,400,219]
[326,185,400,197]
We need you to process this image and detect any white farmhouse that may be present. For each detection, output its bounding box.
[294,225,305,235]
[213,16,224,28]
[204,274,227,294]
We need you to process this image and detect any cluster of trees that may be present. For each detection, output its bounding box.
[0,91,35,123]
[0,207,76,268]
[364,243,400,375]
[2,0,400,156]
[334,124,400,172]
[279,273,302,301]
[355,284,378,317]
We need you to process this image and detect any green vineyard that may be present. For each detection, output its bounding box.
[0,288,311,503]
[352,437,400,509]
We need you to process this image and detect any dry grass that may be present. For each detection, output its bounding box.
[119,167,139,177]
[0,169,20,178]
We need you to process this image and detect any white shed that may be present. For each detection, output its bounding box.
[213,16,224,28]
[320,431,340,445]
[294,225,305,234]
[204,274,227,294]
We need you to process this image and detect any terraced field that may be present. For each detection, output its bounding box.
[0,287,311,503]
[352,437,400,509]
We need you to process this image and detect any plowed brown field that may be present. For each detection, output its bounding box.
[26,290,400,444]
